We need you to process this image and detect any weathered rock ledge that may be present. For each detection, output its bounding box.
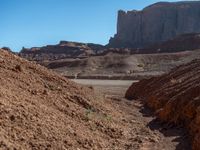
[125,59,200,150]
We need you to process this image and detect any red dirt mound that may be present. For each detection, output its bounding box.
[0,49,128,149]
[125,59,200,150]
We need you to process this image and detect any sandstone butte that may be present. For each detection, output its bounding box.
[109,1,200,48]
[0,49,131,149]
[125,59,200,150]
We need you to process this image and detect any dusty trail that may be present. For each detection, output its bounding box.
[73,79,191,150]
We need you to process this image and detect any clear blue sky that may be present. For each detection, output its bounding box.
[1,0,179,51]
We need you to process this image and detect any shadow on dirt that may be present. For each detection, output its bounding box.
[140,105,192,150]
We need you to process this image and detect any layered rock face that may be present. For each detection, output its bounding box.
[125,59,200,150]
[109,1,200,48]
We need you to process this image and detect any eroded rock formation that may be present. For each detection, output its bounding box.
[109,1,200,48]
[125,59,200,150]
[19,41,104,61]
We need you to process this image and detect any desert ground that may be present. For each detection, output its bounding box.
[2,1,200,149]
[0,49,194,149]
[73,79,191,150]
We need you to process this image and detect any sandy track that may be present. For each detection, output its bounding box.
[72,79,137,86]
[73,79,191,150]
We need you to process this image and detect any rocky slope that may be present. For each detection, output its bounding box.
[0,49,148,149]
[125,59,200,150]
[109,1,200,48]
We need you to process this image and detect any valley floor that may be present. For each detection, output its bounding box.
[73,79,191,150]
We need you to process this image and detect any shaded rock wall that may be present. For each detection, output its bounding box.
[141,33,200,53]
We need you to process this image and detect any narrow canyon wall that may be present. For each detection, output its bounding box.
[109,1,200,48]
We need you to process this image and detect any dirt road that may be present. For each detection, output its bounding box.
[73,79,191,150]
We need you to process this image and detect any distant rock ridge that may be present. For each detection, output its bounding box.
[108,1,200,48]
[19,41,104,61]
